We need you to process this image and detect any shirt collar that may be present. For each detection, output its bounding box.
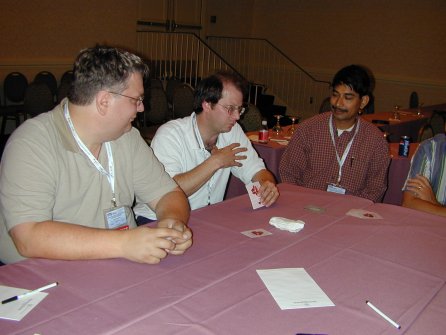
[52,99,81,153]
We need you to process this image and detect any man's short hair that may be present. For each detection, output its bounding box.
[331,64,371,98]
[193,70,248,114]
[68,45,149,105]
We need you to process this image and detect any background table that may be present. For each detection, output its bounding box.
[361,103,446,143]
[1,184,445,334]
[361,111,428,143]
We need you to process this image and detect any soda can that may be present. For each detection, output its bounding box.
[258,129,269,143]
[398,136,410,157]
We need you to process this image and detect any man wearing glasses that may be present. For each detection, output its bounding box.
[0,46,192,264]
[134,71,278,223]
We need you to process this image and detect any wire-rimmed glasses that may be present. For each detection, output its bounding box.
[216,103,246,117]
[108,91,144,107]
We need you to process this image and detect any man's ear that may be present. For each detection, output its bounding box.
[360,95,370,110]
[202,101,212,112]
[96,91,110,116]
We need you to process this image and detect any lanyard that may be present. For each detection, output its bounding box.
[192,113,217,205]
[64,104,117,207]
[328,114,360,184]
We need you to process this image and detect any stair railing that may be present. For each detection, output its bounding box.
[136,31,239,88]
[206,36,331,119]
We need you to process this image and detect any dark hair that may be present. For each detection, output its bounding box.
[331,64,372,98]
[68,45,149,105]
[193,70,248,114]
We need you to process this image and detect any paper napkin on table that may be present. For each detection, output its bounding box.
[269,217,304,232]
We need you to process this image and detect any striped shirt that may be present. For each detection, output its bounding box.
[404,133,446,205]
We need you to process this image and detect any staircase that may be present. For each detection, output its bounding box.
[135,30,330,123]
[250,85,288,127]
[206,36,331,121]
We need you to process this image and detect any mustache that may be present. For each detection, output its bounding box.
[331,106,348,113]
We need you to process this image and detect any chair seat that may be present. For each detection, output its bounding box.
[138,125,161,145]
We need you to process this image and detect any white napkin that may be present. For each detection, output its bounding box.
[269,217,304,233]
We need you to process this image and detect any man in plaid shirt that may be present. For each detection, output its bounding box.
[279,65,390,202]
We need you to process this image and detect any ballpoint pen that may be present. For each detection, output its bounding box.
[366,300,401,329]
[2,282,59,304]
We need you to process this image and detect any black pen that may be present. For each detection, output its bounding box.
[2,282,58,304]
[350,156,354,167]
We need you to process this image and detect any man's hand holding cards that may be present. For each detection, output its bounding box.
[246,181,264,209]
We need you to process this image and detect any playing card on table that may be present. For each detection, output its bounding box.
[241,228,272,238]
[246,181,264,209]
[346,209,383,219]
[304,205,326,213]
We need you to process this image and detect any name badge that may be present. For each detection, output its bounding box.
[327,183,346,195]
[104,206,131,230]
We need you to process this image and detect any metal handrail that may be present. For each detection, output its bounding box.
[136,31,240,88]
[206,36,331,118]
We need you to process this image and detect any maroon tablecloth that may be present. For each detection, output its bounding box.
[1,184,445,334]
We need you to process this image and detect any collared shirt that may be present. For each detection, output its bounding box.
[403,133,446,205]
[279,112,390,202]
[0,100,177,263]
[133,112,266,219]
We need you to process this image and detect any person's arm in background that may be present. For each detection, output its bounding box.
[358,137,390,202]
[403,175,446,217]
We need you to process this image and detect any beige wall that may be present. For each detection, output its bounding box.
[204,0,255,37]
[0,0,138,85]
[205,0,446,111]
[1,0,444,112]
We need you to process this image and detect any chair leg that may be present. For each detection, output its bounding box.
[1,113,7,137]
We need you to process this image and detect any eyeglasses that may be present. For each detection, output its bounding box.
[108,91,144,107]
[216,103,246,116]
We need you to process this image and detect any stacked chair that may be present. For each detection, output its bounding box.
[1,72,28,137]
[171,83,194,119]
[23,81,54,118]
[34,71,58,103]
[57,70,74,103]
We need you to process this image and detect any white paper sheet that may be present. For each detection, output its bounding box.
[257,268,335,310]
[0,285,48,321]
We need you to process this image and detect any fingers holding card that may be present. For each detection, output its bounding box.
[246,181,264,209]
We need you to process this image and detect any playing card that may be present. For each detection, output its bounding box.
[241,228,272,238]
[346,209,383,219]
[245,181,264,209]
[304,205,326,213]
